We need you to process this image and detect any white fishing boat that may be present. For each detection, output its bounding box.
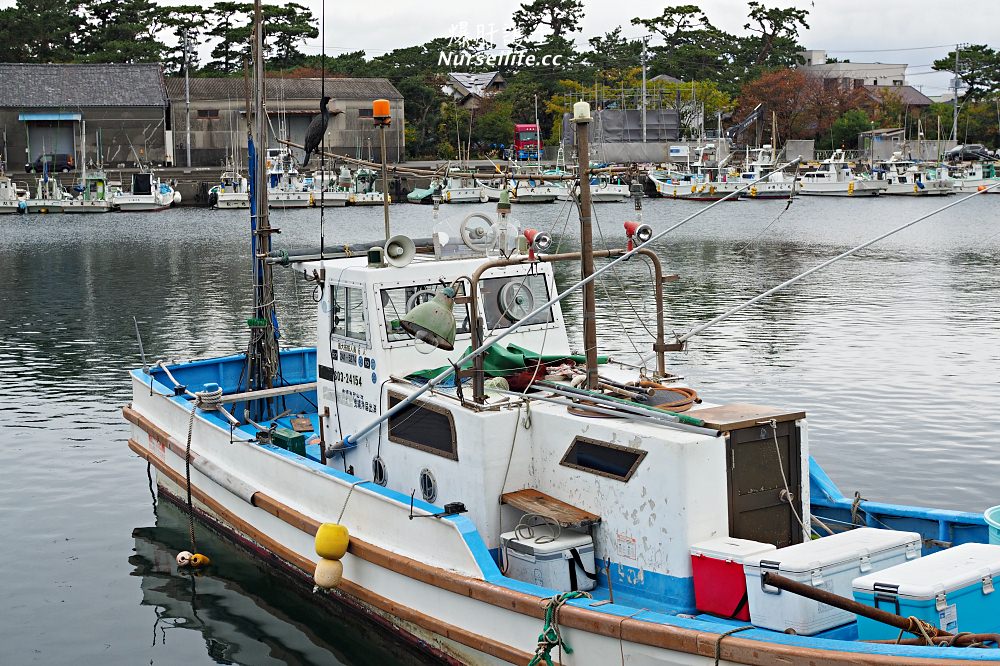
[739,146,797,199]
[510,165,566,203]
[114,172,180,212]
[798,150,887,197]
[648,145,744,201]
[440,167,489,203]
[63,122,114,213]
[64,169,113,213]
[948,162,1000,192]
[24,173,70,213]
[209,169,250,209]
[874,153,954,196]
[0,170,24,213]
[306,169,351,207]
[125,65,1000,665]
[266,148,312,208]
[348,167,385,206]
[586,171,630,202]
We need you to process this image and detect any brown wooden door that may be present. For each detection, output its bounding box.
[726,421,803,548]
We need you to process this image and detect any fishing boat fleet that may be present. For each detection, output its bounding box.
[124,21,1000,658]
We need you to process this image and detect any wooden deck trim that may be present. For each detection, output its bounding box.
[126,407,977,666]
[219,382,317,404]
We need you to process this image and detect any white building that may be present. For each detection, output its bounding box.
[798,49,907,88]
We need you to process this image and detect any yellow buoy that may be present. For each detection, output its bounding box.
[315,522,350,560]
[189,553,211,568]
[314,557,344,588]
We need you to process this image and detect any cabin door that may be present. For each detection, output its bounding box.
[726,421,803,548]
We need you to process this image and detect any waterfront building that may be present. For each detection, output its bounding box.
[164,77,405,167]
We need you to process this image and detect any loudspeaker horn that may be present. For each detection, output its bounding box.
[384,235,416,268]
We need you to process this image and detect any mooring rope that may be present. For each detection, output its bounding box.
[528,591,592,666]
[714,625,754,665]
[183,387,224,551]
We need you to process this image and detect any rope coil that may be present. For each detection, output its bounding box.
[527,591,592,666]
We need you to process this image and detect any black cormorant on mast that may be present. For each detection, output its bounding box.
[302,96,331,167]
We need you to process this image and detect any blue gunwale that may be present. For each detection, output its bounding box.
[129,349,997,660]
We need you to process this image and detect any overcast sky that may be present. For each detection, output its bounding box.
[290,0,999,96]
[5,0,999,95]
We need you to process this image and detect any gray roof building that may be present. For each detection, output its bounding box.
[164,77,403,102]
[442,72,506,109]
[0,62,170,170]
[0,62,168,108]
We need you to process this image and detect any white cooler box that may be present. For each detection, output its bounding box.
[500,529,597,592]
[744,528,921,634]
[853,543,1000,640]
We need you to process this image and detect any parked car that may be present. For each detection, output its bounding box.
[944,144,995,161]
[26,153,74,173]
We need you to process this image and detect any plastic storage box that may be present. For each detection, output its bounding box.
[500,529,597,592]
[744,528,921,635]
[691,537,776,620]
[853,542,1000,640]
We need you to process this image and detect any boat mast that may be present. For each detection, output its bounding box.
[574,102,599,389]
[246,0,280,413]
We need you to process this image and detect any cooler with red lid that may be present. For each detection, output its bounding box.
[690,537,777,620]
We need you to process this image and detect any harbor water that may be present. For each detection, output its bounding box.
[2,195,999,664]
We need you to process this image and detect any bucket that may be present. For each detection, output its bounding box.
[985,506,1000,545]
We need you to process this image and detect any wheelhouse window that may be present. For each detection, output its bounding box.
[380,282,470,343]
[387,393,457,460]
[480,274,553,329]
[560,437,646,482]
[331,285,367,342]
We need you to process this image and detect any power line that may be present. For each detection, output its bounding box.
[823,44,957,53]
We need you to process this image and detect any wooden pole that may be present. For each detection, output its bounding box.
[575,106,598,390]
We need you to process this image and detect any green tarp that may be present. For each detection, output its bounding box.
[408,343,608,381]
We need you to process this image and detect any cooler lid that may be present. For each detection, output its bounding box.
[853,543,1000,599]
[691,537,776,563]
[501,529,593,556]
[744,528,921,574]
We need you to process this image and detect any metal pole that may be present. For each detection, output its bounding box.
[952,44,960,143]
[380,124,390,240]
[641,38,647,144]
[575,108,598,390]
[184,33,191,169]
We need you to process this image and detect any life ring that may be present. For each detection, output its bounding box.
[750,186,758,198]
[848,181,855,195]
[479,189,489,203]
[690,185,697,193]
[709,185,717,194]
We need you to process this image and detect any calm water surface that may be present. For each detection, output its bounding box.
[2,194,1000,664]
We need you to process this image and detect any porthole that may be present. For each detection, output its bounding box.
[372,456,387,486]
[419,468,437,503]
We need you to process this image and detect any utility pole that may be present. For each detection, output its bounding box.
[573,101,598,390]
[184,32,192,168]
[641,37,648,143]
[952,44,960,144]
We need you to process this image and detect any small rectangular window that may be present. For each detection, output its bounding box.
[380,282,470,343]
[331,285,367,342]
[560,437,646,482]
[197,109,220,118]
[358,108,373,118]
[480,274,553,330]
[387,393,457,460]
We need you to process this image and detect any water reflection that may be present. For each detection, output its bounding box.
[131,500,438,666]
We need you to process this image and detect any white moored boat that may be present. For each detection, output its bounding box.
[114,172,180,212]
[209,169,250,209]
[875,153,954,196]
[0,170,24,213]
[266,148,312,208]
[739,145,797,199]
[124,19,1000,666]
[307,169,351,207]
[24,173,70,213]
[798,150,887,197]
[440,168,489,203]
[63,169,113,213]
[948,161,1000,192]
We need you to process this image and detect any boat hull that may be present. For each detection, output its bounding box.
[24,199,66,213]
[0,202,22,214]
[125,364,993,666]
[797,182,885,197]
[268,192,313,208]
[214,194,250,209]
[115,195,172,211]
[882,181,954,196]
[62,200,112,213]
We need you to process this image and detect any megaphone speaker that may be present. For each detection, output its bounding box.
[384,235,416,268]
